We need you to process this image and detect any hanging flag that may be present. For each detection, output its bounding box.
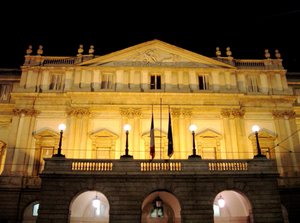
[168,110,174,158]
[150,112,155,160]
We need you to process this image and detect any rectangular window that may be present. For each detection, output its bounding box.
[49,74,64,90]
[198,75,209,90]
[247,76,259,92]
[150,75,161,90]
[0,84,12,102]
[101,74,113,89]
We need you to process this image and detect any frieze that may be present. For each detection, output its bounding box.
[101,61,214,68]
[272,110,296,119]
[13,108,40,117]
[68,108,91,117]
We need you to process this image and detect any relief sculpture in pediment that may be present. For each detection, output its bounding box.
[125,49,184,64]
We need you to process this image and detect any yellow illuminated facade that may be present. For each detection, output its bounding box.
[0,40,299,223]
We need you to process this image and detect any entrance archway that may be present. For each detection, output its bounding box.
[141,191,181,223]
[69,190,109,223]
[213,190,253,223]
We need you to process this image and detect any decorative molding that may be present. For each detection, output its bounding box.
[221,108,244,118]
[12,108,40,117]
[272,110,296,119]
[171,108,181,118]
[120,108,142,118]
[181,109,192,118]
[68,108,91,118]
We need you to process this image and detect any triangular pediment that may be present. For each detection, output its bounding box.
[90,129,118,140]
[80,39,234,69]
[196,129,222,139]
[33,128,59,139]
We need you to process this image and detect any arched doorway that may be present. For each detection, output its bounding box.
[213,190,253,223]
[69,190,109,223]
[141,191,181,223]
[22,201,39,223]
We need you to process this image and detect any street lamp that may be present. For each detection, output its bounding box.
[121,124,133,158]
[52,123,66,158]
[252,125,266,159]
[188,124,201,159]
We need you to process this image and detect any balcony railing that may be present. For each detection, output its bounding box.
[43,158,277,175]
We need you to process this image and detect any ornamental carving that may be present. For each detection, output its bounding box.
[272,110,296,119]
[181,109,192,118]
[120,108,142,118]
[221,108,244,118]
[220,109,231,118]
[125,49,184,64]
[13,108,40,117]
[231,109,245,118]
[171,108,181,118]
[68,108,91,118]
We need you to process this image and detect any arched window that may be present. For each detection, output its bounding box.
[90,129,118,159]
[70,190,109,223]
[33,129,59,175]
[23,201,39,223]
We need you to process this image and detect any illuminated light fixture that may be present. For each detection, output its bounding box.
[217,195,225,208]
[188,124,201,159]
[52,123,66,157]
[252,125,266,159]
[152,196,164,217]
[121,124,133,158]
[93,196,100,208]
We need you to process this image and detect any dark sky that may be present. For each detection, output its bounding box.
[1,1,300,71]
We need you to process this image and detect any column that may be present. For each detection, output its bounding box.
[211,71,220,91]
[40,70,50,91]
[141,70,149,91]
[64,69,74,91]
[171,108,181,159]
[221,109,233,159]
[259,73,269,94]
[11,108,39,175]
[189,70,197,91]
[231,109,246,159]
[285,111,300,174]
[67,108,91,158]
[182,109,192,159]
[272,110,293,176]
[164,70,172,91]
[132,108,142,158]
[224,72,231,90]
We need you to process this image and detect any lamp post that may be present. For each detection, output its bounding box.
[188,124,201,159]
[252,125,266,158]
[153,196,164,217]
[52,123,66,158]
[121,124,133,158]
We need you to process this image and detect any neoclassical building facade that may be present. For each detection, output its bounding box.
[0,40,299,223]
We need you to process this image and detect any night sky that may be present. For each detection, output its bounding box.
[1,1,300,72]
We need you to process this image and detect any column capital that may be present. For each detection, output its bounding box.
[13,108,40,117]
[68,107,91,118]
[272,110,296,119]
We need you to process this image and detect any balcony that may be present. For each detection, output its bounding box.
[42,158,278,176]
